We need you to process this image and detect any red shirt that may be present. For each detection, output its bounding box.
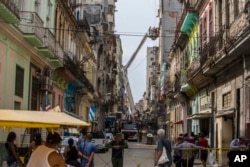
[199,137,208,147]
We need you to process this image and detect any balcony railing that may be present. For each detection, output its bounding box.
[64,54,94,92]
[187,59,200,78]
[43,28,55,53]
[18,11,44,46]
[55,42,64,61]
[229,12,249,40]
[174,2,196,41]
[200,36,219,67]
[0,0,20,23]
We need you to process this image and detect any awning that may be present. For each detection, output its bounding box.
[174,120,183,124]
[216,108,235,117]
[180,83,198,97]
[187,112,212,120]
[180,12,198,36]
[0,107,90,128]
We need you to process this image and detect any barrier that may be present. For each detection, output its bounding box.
[172,147,249,167]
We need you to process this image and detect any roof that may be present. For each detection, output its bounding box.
[0,106,90,128]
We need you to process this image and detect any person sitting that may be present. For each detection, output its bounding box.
[64,138,80,167]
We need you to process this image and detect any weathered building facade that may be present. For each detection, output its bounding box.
[0,0,119,163]
[160,0,250,165]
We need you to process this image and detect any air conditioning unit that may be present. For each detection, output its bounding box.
[41,76,53,92]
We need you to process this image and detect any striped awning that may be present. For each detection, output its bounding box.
[180,84,198,97]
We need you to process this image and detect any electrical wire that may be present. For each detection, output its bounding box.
[0,21,227,39]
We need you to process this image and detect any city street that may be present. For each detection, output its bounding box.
[94,141,203,167]
[94,141,156,167]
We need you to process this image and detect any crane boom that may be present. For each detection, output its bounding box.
[122,27,159,118]
[124,33,148,71]
[122,33,148,117]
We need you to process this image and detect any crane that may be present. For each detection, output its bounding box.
[122,27,159,120]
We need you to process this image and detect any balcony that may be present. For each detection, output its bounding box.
[63,54,94,92]
[40,76,53,93]
[187,57,213,89]
[77,17,90,31]
[18,11,44,47]
[0,0,20,24]
[174,8,198,49]
[49,43,64,68]
[187,34,218,88]
[203,11,250,76]
[37,28,55,59]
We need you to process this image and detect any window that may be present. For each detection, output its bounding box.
[209,9,213,37]
[14,101,21,110]
[46,0,52,24]
[222,92,231,108]
[15,65,24,97]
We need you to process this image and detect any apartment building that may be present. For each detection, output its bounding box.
[159,0,250,165]
[0,0,119,163]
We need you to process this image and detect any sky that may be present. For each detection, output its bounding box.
[115,0,159,103]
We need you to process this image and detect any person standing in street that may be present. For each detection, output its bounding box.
[79,133,96,167]
[198,133,209,167]
[105,133,128,167]
[26,131,65,167]
[5,131,23,167]
[227,136,248,166]
[155,129,172,167]
[64,138,81,167]
[173,136,184,167]
[173,135,205,167]
[25,132,43,164]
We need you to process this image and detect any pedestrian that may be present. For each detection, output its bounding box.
[198,133,209,167]
[5,131,23,167]
[26,131,65,167]
[79,133,96,167]
[227,136,248,165]
[25,132,43,164]
[105,133,128,167]
[64,138,81,167]
[229,136,247,150]
[78,129,87,147]
[173,135,204,167]
[155,129,172,167]
[173,136,184,167]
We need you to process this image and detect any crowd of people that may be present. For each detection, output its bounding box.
[4,131,128,167]
[5,130,249,167]
[155,130,209,167]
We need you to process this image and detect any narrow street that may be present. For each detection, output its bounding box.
[94,139,204,167]
[94,142,156,167]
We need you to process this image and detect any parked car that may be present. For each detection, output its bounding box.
[105,132,114,143]
[91,131,108,153]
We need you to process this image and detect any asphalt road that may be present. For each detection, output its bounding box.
[94,141,157,167]
[93,140,204,167]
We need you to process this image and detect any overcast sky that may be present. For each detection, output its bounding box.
[115,0,159,103]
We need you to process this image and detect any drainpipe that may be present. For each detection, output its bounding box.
[243,54,247,137]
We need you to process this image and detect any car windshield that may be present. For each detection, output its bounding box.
[92,132,105,138]
[61,137,77,146]
[123,123,137,130]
